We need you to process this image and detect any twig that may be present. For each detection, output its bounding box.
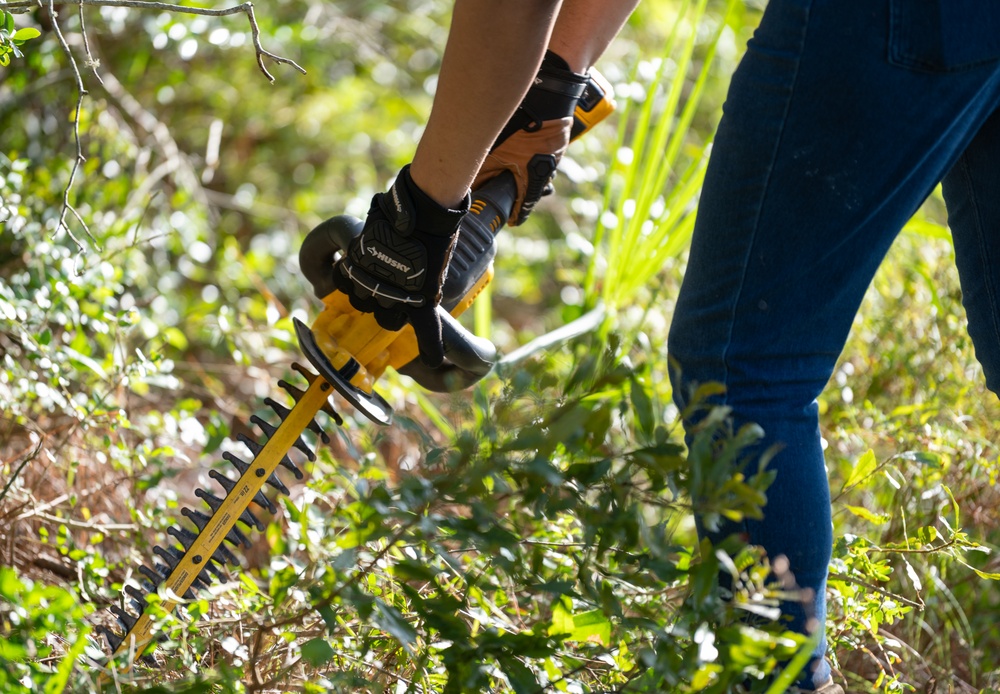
[45,0,100,256]
[5,0,306,82]
[33,553,79,580]
[875,539,958,556]
[260,512,427,632]
[98,69,209,214]
[13,474,129,521]
[77,0,105,85]
[0,437,43,505]
[4,0,303,268]
[26,509,139,533]
[827,571,924,610]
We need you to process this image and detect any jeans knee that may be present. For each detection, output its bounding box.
[666,321,718,412]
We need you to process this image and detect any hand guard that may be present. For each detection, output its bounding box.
[473,51,589,226]
[332,165,470,367]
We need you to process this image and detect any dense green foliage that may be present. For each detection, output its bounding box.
[1,1,998,692]
[0,8,41,67]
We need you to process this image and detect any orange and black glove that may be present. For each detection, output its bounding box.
[473,51,588,226]
[332,165,470,368]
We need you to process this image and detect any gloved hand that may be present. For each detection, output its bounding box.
[473,51,588,226]
[332,165,470,367]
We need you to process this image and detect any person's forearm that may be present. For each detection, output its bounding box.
[548,0,640,73]
[411,0,563,209]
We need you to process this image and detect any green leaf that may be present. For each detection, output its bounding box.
[568,608,612,646]
[392,559,439,583]
[239,572,262,595]
[316,603,338,634]
[549,596,574,636]
[499,656,540,694]
[630,375,655,440]
[63,346,107,379]
[548,597,612,646]
[3,11,14,35]
[845,505,889,525]
[44,629,90,694]
[844,448,877,490]
[13,27,40,42]
[300,637,335,667]
[0,567,24,600]
[690,663,722,691]
[0,639,28,661]
[163,326,189,350]
[373,599,416,651]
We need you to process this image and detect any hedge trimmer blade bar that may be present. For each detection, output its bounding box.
[97,362,340,671]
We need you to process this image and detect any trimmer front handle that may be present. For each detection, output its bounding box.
[298,172,516,414]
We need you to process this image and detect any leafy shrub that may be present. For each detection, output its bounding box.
[2,2,999,693]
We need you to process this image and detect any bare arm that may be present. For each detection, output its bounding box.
[410,0,564,209]
[549,0,641,73]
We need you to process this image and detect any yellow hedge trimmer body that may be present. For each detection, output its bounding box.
[96,69,615,682]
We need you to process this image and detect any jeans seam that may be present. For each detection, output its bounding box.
[721,0,814,397]
[887,0,1000,73]
[958,151,1000,354]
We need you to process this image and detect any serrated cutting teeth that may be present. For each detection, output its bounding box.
[250,414,315,463]
[124,584,149,612]
[195,487,264,532]
[167,525,239,568]
[208,468,277,515]
[110,604,137,633]
[222,451,291,497]
[100,363,340,677]
[152,545,212,590]
[138,563,195,600]
[263,396,330,445]
[182,507,251,550]
[237,430,304,481]
[276,379,305,401]
[97,625,122,652]
[286,363,343,424]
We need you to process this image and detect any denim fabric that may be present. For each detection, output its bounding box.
[667,0,1000,688]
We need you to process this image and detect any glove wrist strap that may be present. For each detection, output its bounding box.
[382,165,471,239]
[493,50,588,149]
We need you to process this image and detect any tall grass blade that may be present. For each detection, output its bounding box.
[583,0,737,318]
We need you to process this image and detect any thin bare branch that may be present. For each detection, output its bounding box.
[45,0,101,255]
[828,571,924,610]
[0,437,43,505]
[5,0,306,82]
[77,0,105,85]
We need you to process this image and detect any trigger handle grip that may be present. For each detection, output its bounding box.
[397,309,497,392]
[299,215,363,300]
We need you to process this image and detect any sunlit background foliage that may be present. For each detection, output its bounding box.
[1,0,999,692]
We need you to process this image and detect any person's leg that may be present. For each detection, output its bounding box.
[942,106,1000,394]
[667,0,1000,688]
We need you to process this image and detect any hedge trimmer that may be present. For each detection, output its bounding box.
[95,70,614,682]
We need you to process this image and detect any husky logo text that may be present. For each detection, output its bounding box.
[367,245,411,274]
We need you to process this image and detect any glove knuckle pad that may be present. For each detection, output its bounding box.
[354,222,428,292]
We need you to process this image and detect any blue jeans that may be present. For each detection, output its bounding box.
[667,0,1000,688]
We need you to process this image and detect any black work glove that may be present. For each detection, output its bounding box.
[332,165,470,367]
[472,50,588,226]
